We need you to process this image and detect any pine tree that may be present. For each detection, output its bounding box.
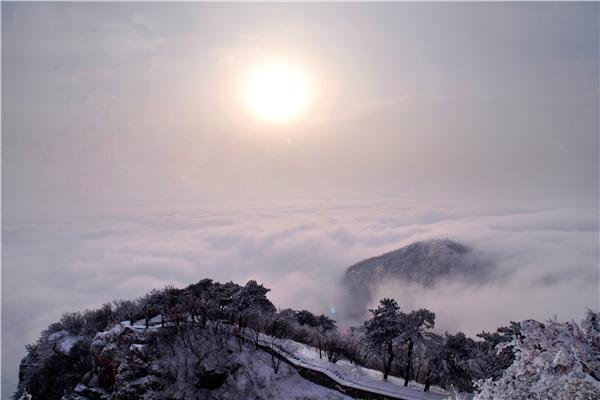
[400,309,435,386]
[365,298,403,380]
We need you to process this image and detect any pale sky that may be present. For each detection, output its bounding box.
[2,2,599,398]
[3,2,598,217]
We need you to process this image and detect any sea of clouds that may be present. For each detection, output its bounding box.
[2,198,598,397]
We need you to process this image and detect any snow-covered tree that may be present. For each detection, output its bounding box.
[424,332,475,392]
[289,309,336,358]
[313,314,337,359]
[185,279,215,326]
[400,308,435,386]
[342,326,368,365]
[443,332,477,391]
[364,298,403,380]
[323,331,344,363]
[233,280,276,340]
[472,321,521,380]
[365,299,435,383]
[295,309,318,326]
[474,310,600,400]
[258,334,297,375]
[235,280,276,317]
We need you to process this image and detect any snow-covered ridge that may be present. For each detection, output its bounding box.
[61,319,355,400]
[345,239,488,284]
[15,276,599,400]
[342,239,494,318]
[106,319,449,400]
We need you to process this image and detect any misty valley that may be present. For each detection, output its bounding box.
[14,241,600,400]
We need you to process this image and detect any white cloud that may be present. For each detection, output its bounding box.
[3,201,598,396]
[1,199,598,396]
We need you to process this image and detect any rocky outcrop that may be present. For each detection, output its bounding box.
[43,321,345,400]
[89,325,142,390]
[62,324,184,400]
[15,331,92,400]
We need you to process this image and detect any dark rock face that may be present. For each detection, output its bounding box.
[342,239,493,318]
[195,369,228,390]
[14,332,92,400]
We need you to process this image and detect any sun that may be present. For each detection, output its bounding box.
[245,62,309,123]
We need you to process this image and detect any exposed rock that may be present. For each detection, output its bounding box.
[90,325,142,389]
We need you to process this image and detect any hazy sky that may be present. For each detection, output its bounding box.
[3,2,598,217]
[2,2,599,398]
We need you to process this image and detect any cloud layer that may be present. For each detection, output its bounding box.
[2,199,598,397]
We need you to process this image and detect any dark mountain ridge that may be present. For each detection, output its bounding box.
[345,239,491,286]
[342,239,494,318]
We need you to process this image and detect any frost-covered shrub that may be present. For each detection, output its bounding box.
[80,303,115,335]
[46,322,65,335]
[59,312,85,335]
[473,310,600,400]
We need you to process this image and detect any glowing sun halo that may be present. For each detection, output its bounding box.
[245,63,309,123]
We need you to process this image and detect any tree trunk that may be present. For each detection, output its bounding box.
[424,378,431,392]
[383,341,395,380]
[424,367,431,392]
[404,338,413,387]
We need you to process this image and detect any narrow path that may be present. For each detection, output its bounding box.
[256,341,445,400]
[257,342,403,400]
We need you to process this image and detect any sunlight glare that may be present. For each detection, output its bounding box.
[245,62,309,123]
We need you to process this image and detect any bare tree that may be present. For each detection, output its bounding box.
[259,335,297,374]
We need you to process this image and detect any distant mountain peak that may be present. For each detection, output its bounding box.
[342,238,493,319]
[346,238,471,275]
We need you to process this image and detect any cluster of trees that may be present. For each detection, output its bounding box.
[44,279,276,338]
[32,280,518,393]
[23,278,600,400]
[19,279,284,400]
[347,298,520,392]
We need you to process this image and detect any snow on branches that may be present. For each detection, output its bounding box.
[474,310,600,400]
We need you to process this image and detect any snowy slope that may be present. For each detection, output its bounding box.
[123,318,449,400]
[259,334,449,400]
[69,319,354,400]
